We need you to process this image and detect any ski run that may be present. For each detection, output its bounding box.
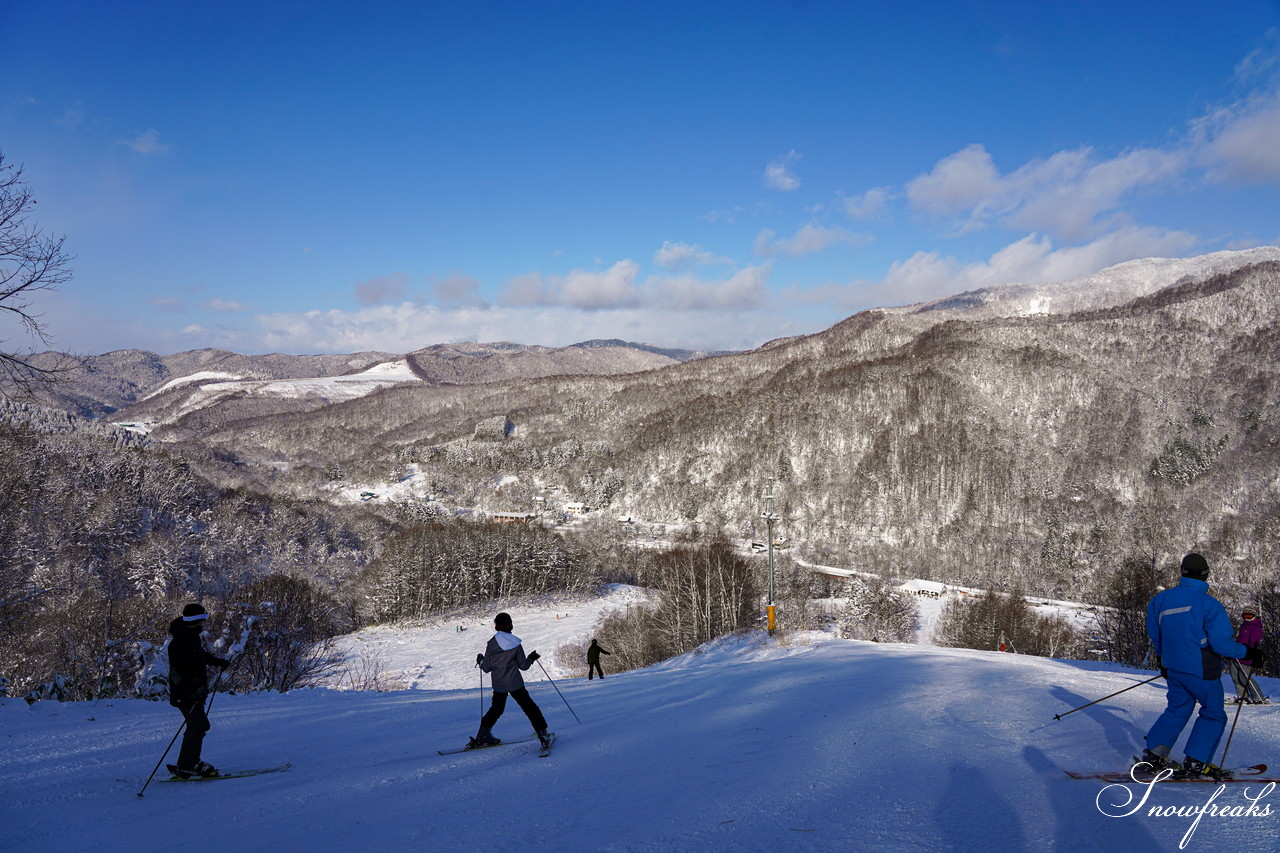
[3,586,1278,852]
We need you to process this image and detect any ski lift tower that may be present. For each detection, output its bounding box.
[762,478,779,635]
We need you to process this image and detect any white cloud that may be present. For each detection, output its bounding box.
[843,187,892,220]
[562,261,642,309]
[120,129,172,156]
[763,150,802,191]
[1007,148,1186,241]
[1232,31,1280,84]
[904,144,1003,225]
[432,272,485,308]
[241,302,765,353]
[700,206,745,225]
[653,241,731,270]
[500,260,641,310]
[354,272,411,306]
[905,143,1187,242]
[754,223,869,257]
[501,273,553,307]
[499,257,771,313]
[826,226,1199,310]
[1196,89,1280,184]
[202,298,252,312]
[650,264,772,311]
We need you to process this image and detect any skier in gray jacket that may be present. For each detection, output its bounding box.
[474,612,551,749]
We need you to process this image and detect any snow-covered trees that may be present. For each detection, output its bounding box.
[1090,555,1159,669]
[592,539,761,672]
[936,588,1084,659]
[0,405,385,699]
[838,576,917,643]
[354,521,586,624]
[226,574,349,692]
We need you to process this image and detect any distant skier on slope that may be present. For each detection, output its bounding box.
[167,603,230,778]
[1141,553,1265,779]
[474,612,552,750]
[1226,606,1269,705]
[586,639,611,680]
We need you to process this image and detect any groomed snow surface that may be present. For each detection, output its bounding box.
[4,587,1278,852]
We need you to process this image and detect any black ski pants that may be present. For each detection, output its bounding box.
[588,661,605,679]
[481,687,547,733]
[175,700,211,769]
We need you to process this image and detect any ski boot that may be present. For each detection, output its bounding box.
[470,726,501,748]
[536,729,553,751]
[171,760,219,779]
[1173,757,1230,781]
[1131,750,1176,780]
[1138,749,1173,770]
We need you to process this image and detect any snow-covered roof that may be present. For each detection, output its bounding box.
[897,579,947,594]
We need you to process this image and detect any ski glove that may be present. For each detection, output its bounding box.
[1245,647,1267,669]
[476,653,485,666]
[526,651,540,663]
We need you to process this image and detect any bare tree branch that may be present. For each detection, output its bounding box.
[0,149,82,398]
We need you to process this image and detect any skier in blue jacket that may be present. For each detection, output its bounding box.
[1142,553,1265,779]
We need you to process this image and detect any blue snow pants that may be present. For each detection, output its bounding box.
[1146,670,1227,764]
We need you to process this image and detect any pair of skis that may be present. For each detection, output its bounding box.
[438,733,556,758]
[1066,762,1276,784]
[162,762,292,782]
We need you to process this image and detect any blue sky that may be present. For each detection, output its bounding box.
[3,1,1279,356]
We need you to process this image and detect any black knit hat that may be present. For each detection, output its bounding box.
[494,612,513,631]
[1180,553,1210,580]
[181,602,208,622]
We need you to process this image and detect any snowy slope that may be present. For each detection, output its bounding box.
[142,370,244,399]
[320,586,653,690]
[115,359,423,432]
[4,598,1278,852]
[895,245,1280,319]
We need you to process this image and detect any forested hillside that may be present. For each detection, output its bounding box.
[0,399,399,699]
[121,256,1280,606]
[5,251,1279,700]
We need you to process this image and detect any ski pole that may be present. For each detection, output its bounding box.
[137,714,188,799]
[1053,674,1162,721]
[1218,666,1255,770]
[535,658,581,724]
[203,661,230,716]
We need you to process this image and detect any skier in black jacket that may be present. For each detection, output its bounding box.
[474,612,551,750]
[587,638,611,680]
[167,603,229,778]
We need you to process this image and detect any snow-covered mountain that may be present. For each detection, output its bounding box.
[11,247,1280,602]
[4,589,1277,852]
[16,339,699,422]
[895,246,1280,319]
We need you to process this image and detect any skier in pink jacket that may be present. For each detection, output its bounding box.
[1227,606,1269,705]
